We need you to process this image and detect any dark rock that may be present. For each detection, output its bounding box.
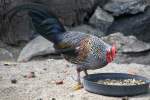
[103,0,147,16]
[51,98,56,100]
[37,98,43,100]
[107,7,150,42]
[97,0,110,7]
[17,36,56,62]
[1,0,98,45]
[0,0,33,45]
[32,0,98,26]
[68,24,104,37]
[122,96,129,100]
[43,68,47,71]
[146,0,150,5]
[10,76,17,84]
[11,79,17,84]
[89,7,114,33]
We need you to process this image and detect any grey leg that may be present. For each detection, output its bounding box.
[84,69,88,76]
[76,67,81,84]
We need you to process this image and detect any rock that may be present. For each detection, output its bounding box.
[68,24,104,37]
[114,50,150,65]
[122,97,129,100]
[11,79,17,84]
[3,62,17,66]
[27,72,36,78]
[51,98,56,100]
[37,98,43,100]
[102,33,150,65]
[0,0,34,45]
[23,72,36,78]
[146,0,150,5]
[0,48,14,61]
[17,36,56,62]
[10,75,17,84]
[89,7,114,33]
[1,0,98,45]
[31,0,98,26]
[55,80,64,85]
[102,32,150,53]
[107,7,150,42]
[103,0,147,16]
[97,0,110,7]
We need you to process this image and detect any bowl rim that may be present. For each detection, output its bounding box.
[83,73,150,87]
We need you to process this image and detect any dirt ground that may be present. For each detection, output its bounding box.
[0,58,150,100]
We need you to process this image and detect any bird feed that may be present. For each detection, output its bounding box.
[96,79,145,86]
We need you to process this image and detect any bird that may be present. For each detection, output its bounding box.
[4,3,117,90]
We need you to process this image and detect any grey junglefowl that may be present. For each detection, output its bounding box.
[4,3,117,90]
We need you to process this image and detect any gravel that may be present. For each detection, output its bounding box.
[0,59,149,100]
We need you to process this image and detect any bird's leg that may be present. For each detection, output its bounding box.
[73,67,83,90]
[77,68,81,85]
[83,69,88,76]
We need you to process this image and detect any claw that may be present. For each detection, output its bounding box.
[73,83,83,90]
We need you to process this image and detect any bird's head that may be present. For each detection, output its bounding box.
[106,44,117,63]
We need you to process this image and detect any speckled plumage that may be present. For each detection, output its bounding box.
[58,31,111,70]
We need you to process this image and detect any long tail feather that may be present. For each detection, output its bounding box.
[4,3,66,44]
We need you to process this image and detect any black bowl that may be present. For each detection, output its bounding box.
[83,73,150,96]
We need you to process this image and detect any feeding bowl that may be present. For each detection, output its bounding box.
[83,73,150,96]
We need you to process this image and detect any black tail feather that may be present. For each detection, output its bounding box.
[4,3,66,44]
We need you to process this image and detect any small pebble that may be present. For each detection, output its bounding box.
[69,94,74,98]
[37,98,43,100]
[4,62,17,66]
[66,64,70,67]
[43,68,47,71]
[55,80,63,85]
[4,64,9,66]
[11,79,17,84]
[122,96,129,100]
[27,72,36,78]
[52,98,56,100]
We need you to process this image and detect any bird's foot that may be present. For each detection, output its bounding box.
[73,83,83,91]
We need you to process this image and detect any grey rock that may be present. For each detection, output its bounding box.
[68,24,104,37]
[102,32,150,53]
[102,33,150,65]
[89,7,114,33]
[0,0,33,45]
[146,0,150,5]
[104,0,147,16]
[32,0,98,26]
[97,0,110,7]
[107,7,150,42]
[114,51,150,65]
[0,48,14,61]
[17,36,56,62]
[1,0,98,45]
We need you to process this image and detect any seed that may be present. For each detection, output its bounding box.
[96,79,145,86]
